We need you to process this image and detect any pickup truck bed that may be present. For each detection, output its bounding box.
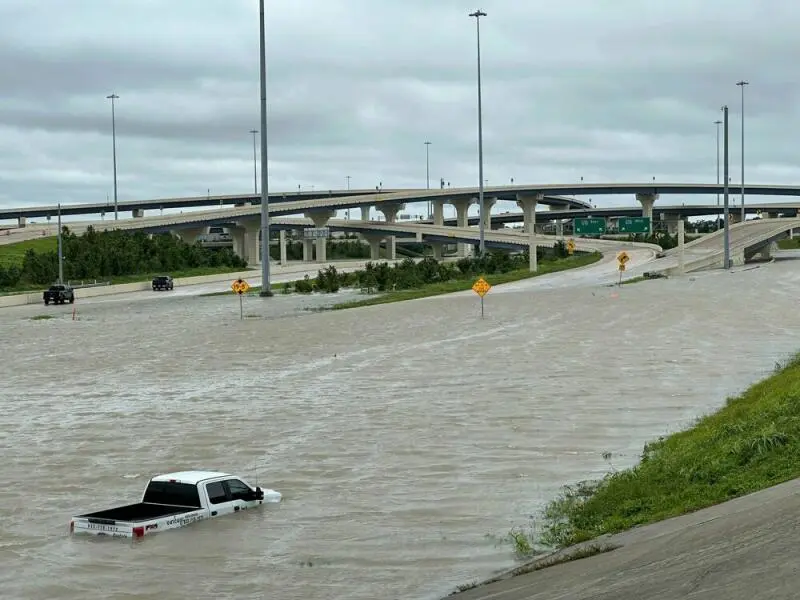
[77,502,198,523]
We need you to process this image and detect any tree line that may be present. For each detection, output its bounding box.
[288,242,575,294]
[0,226,246,290]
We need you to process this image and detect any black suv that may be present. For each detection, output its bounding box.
[152,275,174,291]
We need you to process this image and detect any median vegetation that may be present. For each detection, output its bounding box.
[517,352,800,552]
[259,241,601,307]
[0,226,246,293]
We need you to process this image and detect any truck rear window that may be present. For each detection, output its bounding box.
[142,481,201,507]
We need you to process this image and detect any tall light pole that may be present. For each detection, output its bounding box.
[249,129,258,194]
[57,202,64,284]
[736,80,749,223]
[258,0,273,297]
[346,175,351,190]
[470,9,487,257]
[714,119,722,230]
[424,141,431,218]
[106,94,119,221]
[722,105,731,269]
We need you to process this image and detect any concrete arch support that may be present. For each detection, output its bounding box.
[451,198,474,257]
[482,197,497,231]
[229,226,246,263]
[432,199,445,226]
[239,220,261,266]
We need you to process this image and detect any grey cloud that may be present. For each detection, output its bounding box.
[2,0,800,217]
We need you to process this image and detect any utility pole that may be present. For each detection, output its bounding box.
[470,9,487,256]
[722,105,731,269]
[346,175,351,190]
[249,129,258,194]
[715,119,722,231]
[106,94,119,221]
[258,0,273,296]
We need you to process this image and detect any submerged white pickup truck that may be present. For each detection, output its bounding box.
[69,470,281,539]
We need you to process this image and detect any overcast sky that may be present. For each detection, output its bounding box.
[1,0,798,220]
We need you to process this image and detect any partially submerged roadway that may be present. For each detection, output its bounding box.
[447,477,800,600]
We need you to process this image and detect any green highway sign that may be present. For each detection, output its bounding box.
[573,217,606,236]
[618,217,651,234]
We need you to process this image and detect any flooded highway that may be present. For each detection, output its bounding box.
[3,257,800,600]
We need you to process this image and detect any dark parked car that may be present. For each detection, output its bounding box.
[152,275,174,291]
[43,284,75,305]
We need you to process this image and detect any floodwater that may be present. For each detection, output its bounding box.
[2,255,800,600]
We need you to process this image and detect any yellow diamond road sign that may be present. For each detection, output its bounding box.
[472,277,491,297]
[231,278,250,295]
[617,251,630,265]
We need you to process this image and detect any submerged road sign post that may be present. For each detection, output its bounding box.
[566,238,576,255]
[616,251,630,286]
[231,278,250,319]
[573,217,606,236]
[617,217,651,234]
[472,276,491,318]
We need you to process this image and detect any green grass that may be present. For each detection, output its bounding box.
[536,351,800,549]
[0,237,57,267]
[29,314,55,321]
[777,238,800,250]
[330,253,602,310]
[0,265,254,295]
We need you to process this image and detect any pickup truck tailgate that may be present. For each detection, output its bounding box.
[71,517,139,538]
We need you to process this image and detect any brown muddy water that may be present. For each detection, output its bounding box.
[2,259,800,600]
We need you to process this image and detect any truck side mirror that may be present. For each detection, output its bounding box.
[255,486,264,500]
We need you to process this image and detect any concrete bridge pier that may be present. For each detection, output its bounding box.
[517,193,541,272]
[304,209,335,263]
[378,202,405,260]
[755,241,779,261]
[240,220,260,266]
[433,199,445,226]
[132,209,144,218]
[279,229,288,265]
[361,205,372,221]
[452,198,474,257]
[229,226,246,261]
[302,238,313,262]
[636,193,659,234]
[549,205,564,238]
[663,214,682,235]
[362,234,384,260]
[17,216,26,228]
[431,242,444,260]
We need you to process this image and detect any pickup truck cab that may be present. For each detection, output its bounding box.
[69,470,281,539]
[43,284,75,305]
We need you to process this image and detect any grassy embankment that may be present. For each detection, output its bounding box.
[510,351,800,555]
[778,238,800,250]
[0,237,252,295]
[235,252,603,307]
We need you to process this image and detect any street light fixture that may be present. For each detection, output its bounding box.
[249,129,258,194]
[736,80,749,223]
[714,119,722,230]
[257,0,273,297]
[469,8,487,257]
[346,175,351,190]
[106,94,119,221]
[722,105,731,269]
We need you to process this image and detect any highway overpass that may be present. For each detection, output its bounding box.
[0,186,588,221]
